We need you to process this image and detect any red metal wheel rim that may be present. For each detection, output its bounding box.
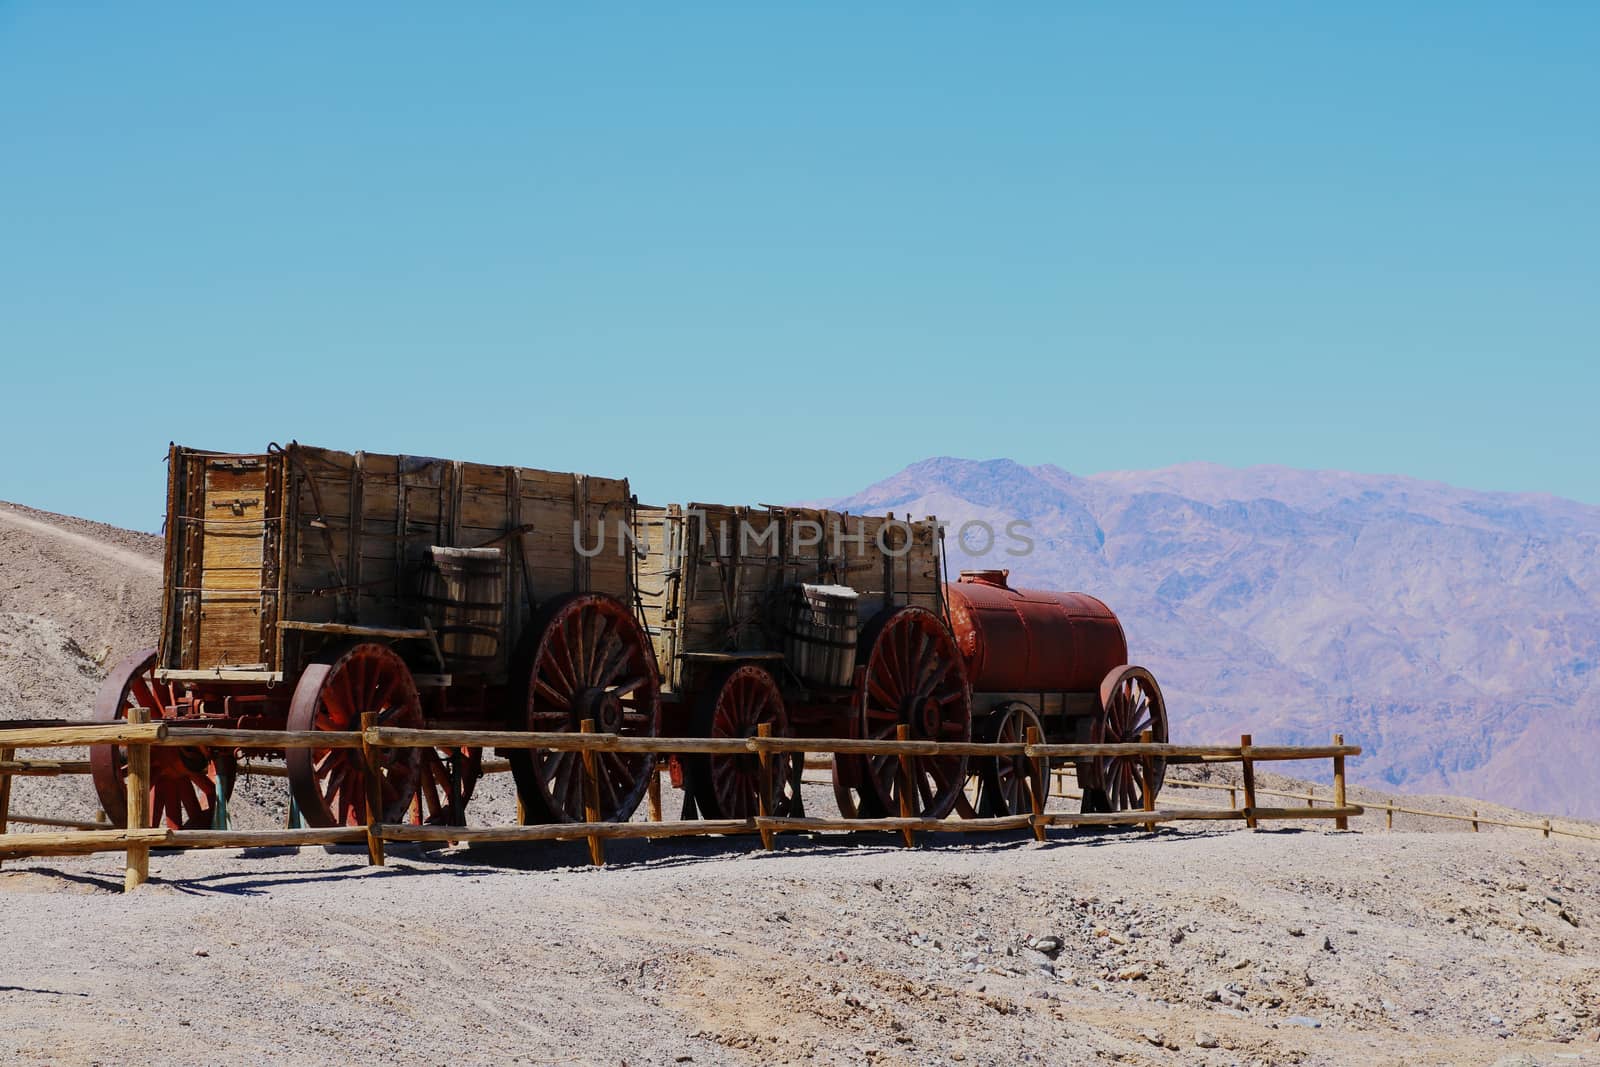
[855,606,972,819]
[1085,666,1167,812]
[285,642,424,827]
[89,649,234,830]
[509,594,661,823]
[689,665,801,820]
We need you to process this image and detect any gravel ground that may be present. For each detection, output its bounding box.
[3,820,1598,1067]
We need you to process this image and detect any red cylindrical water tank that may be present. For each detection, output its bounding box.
[944,570,1127,693]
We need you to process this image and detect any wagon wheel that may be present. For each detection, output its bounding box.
[687,664,802,820]
[508,593,661,823]
[854,606,972,819]
[413,746,482,826]
[975,701,1046,817]
[89,649,236,830]
[285,642,425,827]
[1080,665,1168,813]
[831,754,888,819]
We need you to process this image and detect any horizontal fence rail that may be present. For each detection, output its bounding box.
[1067,772,1600,844]
[0,719,1369,890]
[5,717,1597,895]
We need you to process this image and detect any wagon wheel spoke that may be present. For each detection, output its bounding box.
[90,650,231,830]
[287,643,424,828]
[690,665,796,820]
[854,608,970,819]
[509,595,660,822]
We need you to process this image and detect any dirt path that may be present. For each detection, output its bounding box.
[0,504,160,578]
[2,827,1597,1066]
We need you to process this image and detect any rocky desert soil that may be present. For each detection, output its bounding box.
[4,500,1599,1066]
[3,821,1599,1067]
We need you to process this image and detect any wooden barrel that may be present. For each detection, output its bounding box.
[784,584,858,688]
[420,546,504,672]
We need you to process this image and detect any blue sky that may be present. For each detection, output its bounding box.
[3,4,1596,531]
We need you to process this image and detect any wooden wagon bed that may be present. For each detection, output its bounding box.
[160,442,632,684]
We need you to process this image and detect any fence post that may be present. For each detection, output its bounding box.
[1543,819,1551,840]
[1472,810,1479,833]
[0,744,13,870]
[579,719,605,866]
[1240,734,1258,830]
[1139,728,1156,833]
[894,725,916,848]
[124,707,151,892]
[1332,732,1348,831]
[1026,725,1047,842]
[1386,799,1394,831]
[358,712,385,867]
[755,723,775,851]
[1228,786,1237,810]
[647,763,663,823]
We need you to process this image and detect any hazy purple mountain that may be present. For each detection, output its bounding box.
[830,459,1600,818]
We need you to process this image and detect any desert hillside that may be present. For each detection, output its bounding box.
[0,501,163,722]
[831,459,1600,818]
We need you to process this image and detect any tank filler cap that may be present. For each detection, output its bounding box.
[958,569,1011,589]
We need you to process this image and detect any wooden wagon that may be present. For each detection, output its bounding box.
[634,502,976,821]
[91,442,662,829]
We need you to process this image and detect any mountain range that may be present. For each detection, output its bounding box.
[830,459,1600,817]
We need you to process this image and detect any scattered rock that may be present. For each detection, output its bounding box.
[1287,926,1305,937]
[1321,936,1335,952]
[193,948,209,958]
[1284,1016,1322,1029]
[1139,1029,1164,1046]
[1231,958,1252,970]
[1031,936,1062,954]
[1194,1032,1220,1049]
[1116,966,1148,981]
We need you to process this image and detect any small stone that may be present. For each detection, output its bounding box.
[1287,926,1305,937]
[1031,936,1062,954]
[193,949,209,958]
[1321,936,1335,952]
[1140,1029,1164,1046]
[1116,966,1148,981]
[1195,1032,1219,1049]
[1285,1016,1322,1029]
[1231,958,1251,970]
[1169,928,1186,945]
[1202,989,1222,1003]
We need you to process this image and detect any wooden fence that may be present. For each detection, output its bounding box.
[0,718,1363,892]
[1054,771,1600,845]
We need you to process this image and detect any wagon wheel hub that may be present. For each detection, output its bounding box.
[912,695,943,739]
[574,686,624,734]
